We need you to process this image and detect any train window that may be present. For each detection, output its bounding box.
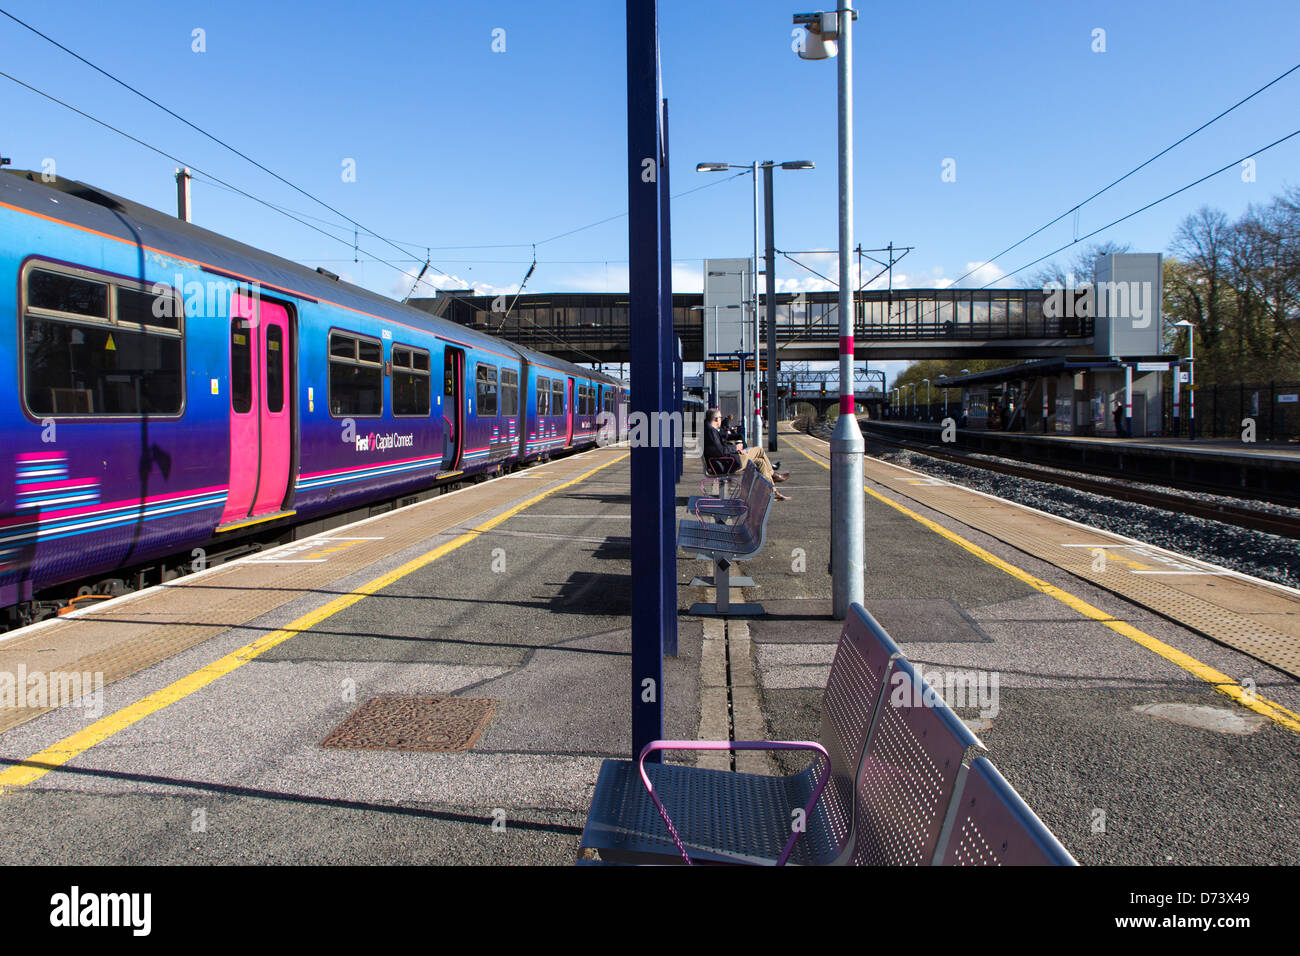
[25,319,183,416]
[231,319,253,414]
[475,363,498,416]
[392,344,431,417]
[500,368,519,417]
[551,379,565,415]
[27,269,109,319]
[537,377,550,416]
[328,330,382,417]
[23,266,184,417]
[265,325,284,414]
[117,286,180,332]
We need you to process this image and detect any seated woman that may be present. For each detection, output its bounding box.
[703,408,791,500]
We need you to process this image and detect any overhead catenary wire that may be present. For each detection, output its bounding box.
[986,125,1300,287]
[0,68,441,293]
[944,58,1300,292]
[0,5,472,289]
[0,70,618,362]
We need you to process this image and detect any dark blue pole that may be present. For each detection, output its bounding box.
[627,0,667,756]
[674,338,684,483]
[660,98,679,657]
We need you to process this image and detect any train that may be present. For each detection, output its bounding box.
[0,170,628,628]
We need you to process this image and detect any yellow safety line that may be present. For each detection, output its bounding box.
[786,432,1300,734]
[0,451,631,795]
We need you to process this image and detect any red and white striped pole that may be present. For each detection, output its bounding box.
[828,6,863,618]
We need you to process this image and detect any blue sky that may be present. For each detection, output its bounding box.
[3,0,1298,382]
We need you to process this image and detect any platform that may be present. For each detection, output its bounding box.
[862,418,1300,503]
[678,422,1300,864]
[0,445,702,864]
[2,423,1298,864]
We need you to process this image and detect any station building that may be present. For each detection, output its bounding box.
[930,255,1185,436]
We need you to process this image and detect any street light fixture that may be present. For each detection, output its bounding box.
[794,4,860,620]
[922,378,931,421]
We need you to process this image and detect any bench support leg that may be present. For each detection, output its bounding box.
[689,554,756,589]
[688,557,763,618]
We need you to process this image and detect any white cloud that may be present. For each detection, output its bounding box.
[388,264,516,301]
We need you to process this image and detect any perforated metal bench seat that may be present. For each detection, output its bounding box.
[684,496,747,520]
[677,471,776,616]
[685,462,758,523]
[581,604,898,866]
[678,521,759,554]
[583,758,845,866]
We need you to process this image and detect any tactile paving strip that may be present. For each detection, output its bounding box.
[788,432,1300,679]
[0,447,626,733]
[320,696,496,752]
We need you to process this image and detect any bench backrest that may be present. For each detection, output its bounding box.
[735,474,774,555]
[733,461,758,502]
[851,656,985,865]
[937,757,1077,866]
[816,604,902,864]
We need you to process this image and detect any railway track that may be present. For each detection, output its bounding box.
[855,422,1300,541]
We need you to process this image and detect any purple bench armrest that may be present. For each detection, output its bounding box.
[637,739,832,866]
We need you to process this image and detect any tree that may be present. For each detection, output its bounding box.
[1027,240,1133,289]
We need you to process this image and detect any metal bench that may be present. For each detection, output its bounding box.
[579,603,902,865]
[686,461,757,525]
[937,756,1078,865]
[677,472,774,617]
[579,604,1077,867]
[702,454,741,498]
[848,654,986,865]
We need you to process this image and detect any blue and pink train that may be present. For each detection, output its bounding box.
[0,171,626,627]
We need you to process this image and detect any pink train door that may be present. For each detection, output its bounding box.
[220,293,292,528]
[565,377,575,445]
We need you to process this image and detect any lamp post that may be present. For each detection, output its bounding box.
[922,378,931,421]
[699,160,814,448]
[939,374,948,419]
[762,160,814,451]
[794,5,861,619]
[1174,320,1196,440]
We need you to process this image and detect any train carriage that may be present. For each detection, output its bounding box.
[0,170,625,625]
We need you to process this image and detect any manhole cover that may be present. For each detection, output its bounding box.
[321,696,496,752]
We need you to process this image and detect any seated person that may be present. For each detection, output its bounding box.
[719,414,744,445]
[704,407,791,500]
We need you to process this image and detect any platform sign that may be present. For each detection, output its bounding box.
[1279,394,1299,404]
[1135,362,1168,372]
[704,357,772,373]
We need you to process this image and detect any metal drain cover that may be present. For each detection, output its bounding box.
[321,696,496,752]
